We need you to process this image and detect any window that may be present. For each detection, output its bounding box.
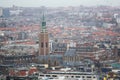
[87,76,91,78]
[82,76,85,78]
[76,76,80,78]
[52,75,57,77]
[46,42,48,48]
[46,75,50,77]
[41,42,44,47]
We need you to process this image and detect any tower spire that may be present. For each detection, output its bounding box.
[39,12,49,55]
[41,13,46,32]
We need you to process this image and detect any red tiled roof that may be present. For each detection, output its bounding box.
[28,67,38,75]
[0,27,16,31]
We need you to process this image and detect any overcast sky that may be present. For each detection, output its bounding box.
[0,0,120,7]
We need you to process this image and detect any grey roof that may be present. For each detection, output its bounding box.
[38,54,63,60]
[64,49,76,56]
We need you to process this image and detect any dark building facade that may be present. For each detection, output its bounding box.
[0,54,37,66]
[0,54,37,75]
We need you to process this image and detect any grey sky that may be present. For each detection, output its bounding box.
[0,0,120,7]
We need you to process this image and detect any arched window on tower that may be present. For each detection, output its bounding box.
[46,42,48,48]
[41,42,44,48]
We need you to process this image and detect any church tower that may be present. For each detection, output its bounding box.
[39,14,49,55]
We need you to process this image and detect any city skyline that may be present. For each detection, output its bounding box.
[0,0,120,7]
